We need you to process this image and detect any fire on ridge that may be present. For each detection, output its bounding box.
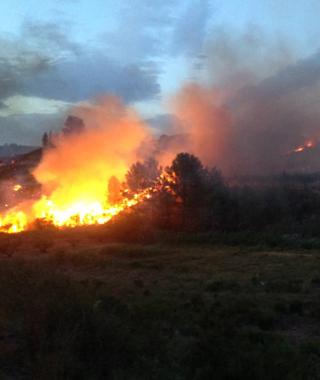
[1,91,320,234]
[0,100,166,234]
[0,187,154,234]
[290,140,317,154]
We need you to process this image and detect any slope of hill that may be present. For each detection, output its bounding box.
[0,144,39,158]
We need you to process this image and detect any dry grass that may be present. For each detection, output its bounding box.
[0,228,320,378]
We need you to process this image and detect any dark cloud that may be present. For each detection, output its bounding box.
[0,7,175,144]
[0,37,50,100]
[0,1,213,109]
[0,21,78,102]
[21,53,160,102]
[0,19,160,105]
[0,113,64,145]
[21,21,81,56]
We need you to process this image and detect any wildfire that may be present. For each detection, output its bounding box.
[292,140,316,154]
[0,98,159,234]
[0,186,155,234]
[13,184,22,192]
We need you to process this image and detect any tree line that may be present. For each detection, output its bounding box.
[110,152,320,237]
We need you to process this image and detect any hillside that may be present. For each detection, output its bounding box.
[0,144,39,159]
[0,148,42,210]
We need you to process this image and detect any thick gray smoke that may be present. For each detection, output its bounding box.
[169,30,320,175]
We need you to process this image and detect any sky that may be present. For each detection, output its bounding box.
[0,0,320,144]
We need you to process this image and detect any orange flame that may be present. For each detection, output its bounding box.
[13,184,22,192]
[289,139,316,155]
[0,97,156,234]
[0,189,155,233]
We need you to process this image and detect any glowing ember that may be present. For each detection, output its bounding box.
[13,184,22,192]
[294,146,305,153]
[0,211,28,233]
[289,139,317,155]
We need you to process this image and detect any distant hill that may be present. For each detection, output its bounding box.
[0,144,39,158]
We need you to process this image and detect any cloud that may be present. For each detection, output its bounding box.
[103,0,175,63]
[0,96,70,117]
[0,21,78,102]
[0,10,173,143]
[171,0,212,57]
[21,21,81,57]
[0,113,64,145]
[0,19,161,106]
[0,1,215,110]
[20,53,160,103]
[0,37,50,101]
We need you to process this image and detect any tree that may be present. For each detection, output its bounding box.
[126,158,161,193]
[165,153,229,230]
[42,132,49,148]
[166,153,206,205]
[125,153,231,232]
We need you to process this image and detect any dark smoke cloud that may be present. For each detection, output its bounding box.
[237,49,320,101]
[226,48,320,174]
[170,28,320,175]
[204,26,296,92]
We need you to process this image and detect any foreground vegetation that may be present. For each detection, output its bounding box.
[0,228,320,379]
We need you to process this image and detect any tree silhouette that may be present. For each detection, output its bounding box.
[167,153,206,205]
[165,153,228,230]
[42,132,49,148]
[126,158,161,192]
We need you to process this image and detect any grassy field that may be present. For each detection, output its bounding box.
[0,229,320,379]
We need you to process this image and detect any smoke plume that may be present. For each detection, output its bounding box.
[168,30,320,175]
[34,97,150,208]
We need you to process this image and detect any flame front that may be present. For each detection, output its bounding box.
[0,98,154,234]
[0,190,153,233]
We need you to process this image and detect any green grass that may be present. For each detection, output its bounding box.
[0,230,320,379]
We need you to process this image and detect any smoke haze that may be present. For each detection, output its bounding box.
[167,29,320,175]
[34,97,149,207]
